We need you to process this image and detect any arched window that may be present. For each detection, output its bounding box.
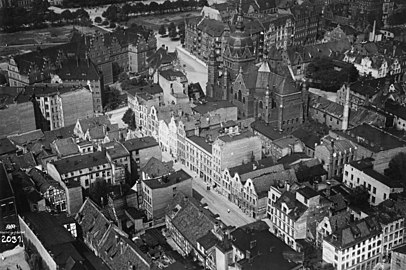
[259,101,263,109]
[243,97,246,104]
[234,93,237,100]
[238,90,242,102]
[230,87,233,94]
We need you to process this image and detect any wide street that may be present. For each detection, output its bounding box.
[162,151,255,227]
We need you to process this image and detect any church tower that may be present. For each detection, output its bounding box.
[206,43,217,99]
[222,0,256,86]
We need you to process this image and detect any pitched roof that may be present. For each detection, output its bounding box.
[28,168,63,194]
[104,141,130,159]
[141,157,174,178]
[53,137,80,157]
[192,100,236,115]
[196,231,219,250]
[8,129,44,146]
[274,191,308,221]
[159,69,187,82]
[325,216,382,249]
[251,168,297,198]
[123,136,158,152]
[57,58,101,81]
[335,123,406,152]
[52,151,109,175]
[228,157,275,178]
[78,115,111,133]
[197,18,227,37]
[385,99,406,120]
[0,138,17,156]
[166,193,223,250]
[231,221,300,270]
[126,84,163,98]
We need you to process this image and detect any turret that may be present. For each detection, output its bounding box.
[207,43,217,98]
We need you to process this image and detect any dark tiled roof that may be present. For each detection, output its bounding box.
[277,152,311,165]
[52,151,109,174]
[22,212,83,266]
[104,141,130,159]
[53,137,80,157]
[375,199,404,225]
[291,128,320,149]
[274,191,308,221]
[0,138,16,156]
[125,207,147,220]
[0,152,37,170]
[28,168,63,194]
[142,157,174,178]
[228,157,275,177]
[350,159,402,188]
[197,18,226,37]
[78,115,111,133]
[392,243,406,255]
[123,136,158,152]
[197,231,219,250]
[192,100,236,115]
[0,162,13,200]
[167,193,223,250]
[43,125,75,148]
[385,100,406,120]
[325,216,382,250]
[143,169,191,189]
[159,69,187,81]
[336,123,406,152]
[252,168,297,198]
[126,84,163,98]
[251,120,285,140]
[297,186,319,199]
[349,77,389,97]
[231,221,300,270]
[8,129,44,146]
[147,46,177,68]
[187,135,212,154]
[57,58,101,81]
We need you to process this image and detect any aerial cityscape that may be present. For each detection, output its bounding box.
[1,0,406,269]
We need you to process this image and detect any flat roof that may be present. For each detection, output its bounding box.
[143,169,191,189]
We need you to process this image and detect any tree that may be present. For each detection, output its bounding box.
[122,108,136,130]
[385,152,406,185]
[94,16,102,24]
[61,9,74,22]
[89,178,110,207]
[158,24,166,35]
[168,21,176,32]
[168,27,177,39]
[101,20,109,26]
[109,22,116,28]
[349,186,370,208]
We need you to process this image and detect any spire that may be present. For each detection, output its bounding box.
[236,0,245,32]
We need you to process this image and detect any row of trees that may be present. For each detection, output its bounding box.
[0,3,91,32]
[158,21,186,42]
[101,0,207,22]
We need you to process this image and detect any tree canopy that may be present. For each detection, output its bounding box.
[384,152,406,185]
[122,108,136,130]
[306,57,359,92]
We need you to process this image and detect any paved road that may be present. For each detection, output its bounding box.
[162,151,255,227]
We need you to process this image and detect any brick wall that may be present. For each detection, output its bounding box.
[0,101,36,137]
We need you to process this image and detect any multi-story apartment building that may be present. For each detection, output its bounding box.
[47,151,113,189]
[375,200,405,257]
[322,216,382,270]
[185,135,213,183]
[343,159,403,205]
[391,243,406,270]
[0,87,36,138]
[158,69,189,105]
[315,136,357,179]
[330,123,406,174]
[103,141,131,183]
[268,186,331,251]
[142,169,192,221]
[28,168,67,212]
[221,158,281,205]
[263,14,294,50]
[291,1,322,46]
[50,57,104,113]
[29,84,94,131]
[211,130,262,190]
[242,168,297,219]
[184,17,228,64]
[123,136,161,177]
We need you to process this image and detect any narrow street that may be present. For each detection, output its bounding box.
[162,151,255,228]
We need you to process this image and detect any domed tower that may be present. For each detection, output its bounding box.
[223,0,256,83]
